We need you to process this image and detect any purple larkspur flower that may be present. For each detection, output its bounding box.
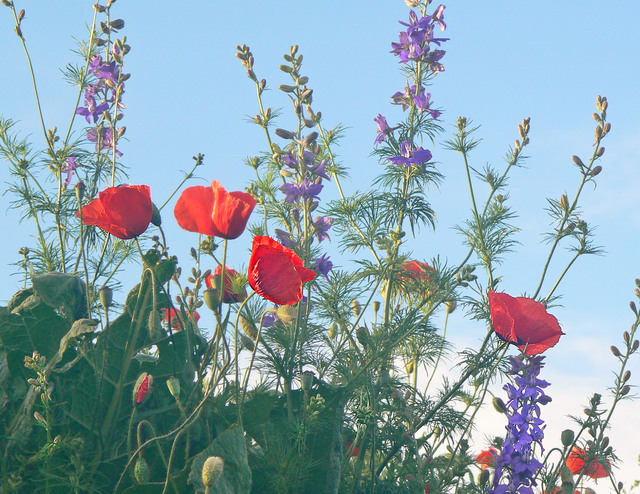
[89,55,120,84]
[76,93,109,123]
[389,140,432,167]
[61,157,78,188]
[279,179,323,203]
[314,253,333,282]
[309,159,330,180]
[263,311,278,327]
[281,152,299,170]
[392,8,448,69]
[374,114,400,147]
[490,355,550,494]
[391,85,441,118]
[274,228,297,249]
[87,127,122,156]
[313,216,333,243]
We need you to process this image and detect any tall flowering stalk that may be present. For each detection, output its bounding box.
[491,355,551,494]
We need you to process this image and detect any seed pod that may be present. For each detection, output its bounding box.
[276,305,298,324]
[204,288,220,312]
[406,360,415,375]
[202,456,224,488]
[372,301,380,313]
[560,465,574,484]
[240,334,255,352]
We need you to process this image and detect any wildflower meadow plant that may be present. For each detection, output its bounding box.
[0,1,638,493]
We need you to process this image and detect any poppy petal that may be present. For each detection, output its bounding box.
[174,185,217,236]
[211,180,256,239]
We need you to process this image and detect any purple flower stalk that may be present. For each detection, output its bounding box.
[61,157,78,188]
[279,179,323,203]
[389,140,432,167]
[314,253,333,282]
[490,355,551,494]
[374,114,400,147]
[391,85,440,118]
[312,216,333,243]
[87,127,122,157]
[391,7,449,71]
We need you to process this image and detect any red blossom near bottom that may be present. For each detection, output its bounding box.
[163,308,201,331]
[206,265,247,303]
[488,291,564,355]
[346,441,360,457]
[475,447,498,469]
[566,446,611,479]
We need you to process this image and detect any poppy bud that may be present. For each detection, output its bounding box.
[406,360,415,375]
[328,323,337,339]
[560,465,574,484]
[479,469,490,485]
[446,299,457,314]
[561,429,575,447]
[202,456,224,488]
[611,345,621,357]
[352,299,361,316]
[166,376,180,398]
[99,285,113,308]
[150,203,161,226]
[134,456,150,484]
[584,488,596,494]
[601,436,609,449]
[148,309,164,340]
[133,373,153,406]
[356,327,369,348]
[240,316,258,340]
[372,301,380,313]
[276,305,298,324]
[492,397,508,414]
[204,288,220,312]
[300,370,314,391]
[75,180,86,202]
[241,334,255,352]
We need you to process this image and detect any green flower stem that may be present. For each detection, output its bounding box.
[158,154,204,212]
[532,134,603,299]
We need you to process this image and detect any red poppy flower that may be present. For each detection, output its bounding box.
[206,266,247,304]
[476,448,498,469]
[400,261,436,288]
[78,184,153,239]
[174,180,256,239]
[566,446,611,479]
[488,291,564,355]
[346,441,360,457]
[248,236,317,306]
[164,308,201,331]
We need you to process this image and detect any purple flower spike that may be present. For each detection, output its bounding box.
[279,179,324,203]
[374,114,400,147]
[389,140,432,167]
[309,159,330,180]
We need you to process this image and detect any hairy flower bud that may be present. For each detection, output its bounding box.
[202,456,224,488]
[328,323,337,339]
[492,397,508,414]
[204,288,220,312]
[133,372,153,406]
[276,304,298,324]
[356,327,369,348]
[561,429,575,447]
[620,385,630,396]
[134,456,150,484]
[99,285,113,308]
[240,316,258,340]
[560,465,574,484]
[622,370,631,383]
[150,203,161,226]
[166,376,180,398]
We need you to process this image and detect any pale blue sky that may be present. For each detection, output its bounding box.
[2,1,640,487]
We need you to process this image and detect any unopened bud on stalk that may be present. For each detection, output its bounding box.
[166,376,180,398]
[560,194,569,210]
[595,147,605,158]
[150,203,161,226]
[493,397,508,414]
[584,488,596,494]
[560,466,574,484]
[328,323,337,339]
[148,309,164,340]
[572,155,584,168]
[623,370,631,382]
[635,340,640,352]
[630,301,637,314]
[601,436,609,449]
[75,180,86,202]
[620,385,630,396]
[202,456,224,489]
[406,360,415,375]
[241,334,255,351]
[275,128,295,140]
[99,286,113,308]
[372,301,380,313]
[240,316,258,340]
[18,8,24,21]
[356,327,369,348]
[446,299,457,314]
[624,330,631,343]
[479,469,490,485]
[595,126,603,139]
[276,305,298,324]
[134,456,150,484]
[603,122,611,134]
[611,345,621,357]
[561,429,575,447]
